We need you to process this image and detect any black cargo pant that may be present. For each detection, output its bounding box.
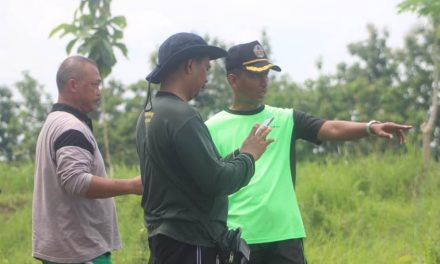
[248,238,307,264]
[148,234,219,264]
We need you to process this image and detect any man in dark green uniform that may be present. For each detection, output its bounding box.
[136,32,273,264]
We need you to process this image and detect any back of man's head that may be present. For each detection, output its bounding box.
[56,56,97,92]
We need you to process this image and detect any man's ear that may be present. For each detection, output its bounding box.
[184,58,194,75]
[66,78,77,93]
[227,73,238,89]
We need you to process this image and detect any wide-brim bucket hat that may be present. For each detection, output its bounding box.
[146,32,227,84]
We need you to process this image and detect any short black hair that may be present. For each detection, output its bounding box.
[56,56,97,92]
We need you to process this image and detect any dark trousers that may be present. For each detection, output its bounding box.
[148,234,218,264]
[248,238,307,264]
[40,252,112,264]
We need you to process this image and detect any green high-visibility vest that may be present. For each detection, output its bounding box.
[206,105,306,244]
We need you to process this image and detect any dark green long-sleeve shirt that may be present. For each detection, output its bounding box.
[136,91,255,247]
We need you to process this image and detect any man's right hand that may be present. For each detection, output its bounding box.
[239,124,274,161]
[130,176,144,195]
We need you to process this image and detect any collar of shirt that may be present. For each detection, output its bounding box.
[226,104,265,115]
[51,103,93,131]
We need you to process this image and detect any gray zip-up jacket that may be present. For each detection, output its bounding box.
[32,104,121,263]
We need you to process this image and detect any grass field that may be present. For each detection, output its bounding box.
[0,149,439,263]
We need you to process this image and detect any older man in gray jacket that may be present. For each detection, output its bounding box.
[32,56,143,264]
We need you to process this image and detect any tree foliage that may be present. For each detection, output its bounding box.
[5,16,440,164]
[49,0,128,78]
[399,0,440,164]
[398,0,440,20]
[0,73,52,161]
[0,85,20,161]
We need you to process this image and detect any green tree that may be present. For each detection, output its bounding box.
[399,0,440,166]
[0,85,20,161]
[394,25,437,153]
[93,80,146,167]
[49,0,129,173]
[335,25,400,120]
[295,25,411,158]
[14,72,52,161]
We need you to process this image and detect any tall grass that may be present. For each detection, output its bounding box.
[298,149,440,263]
[0,162,34,264]
[0,150,439,263]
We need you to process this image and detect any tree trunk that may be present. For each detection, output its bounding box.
[422,25,440,169]
[101,83,113,177]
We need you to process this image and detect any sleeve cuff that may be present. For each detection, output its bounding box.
[233,148,255,164]
[240,152,255,164]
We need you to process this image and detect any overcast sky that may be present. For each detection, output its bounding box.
[1,0,421,99]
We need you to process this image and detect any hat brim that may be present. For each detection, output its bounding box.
[146,45,227,84]
[244,61,282,73]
